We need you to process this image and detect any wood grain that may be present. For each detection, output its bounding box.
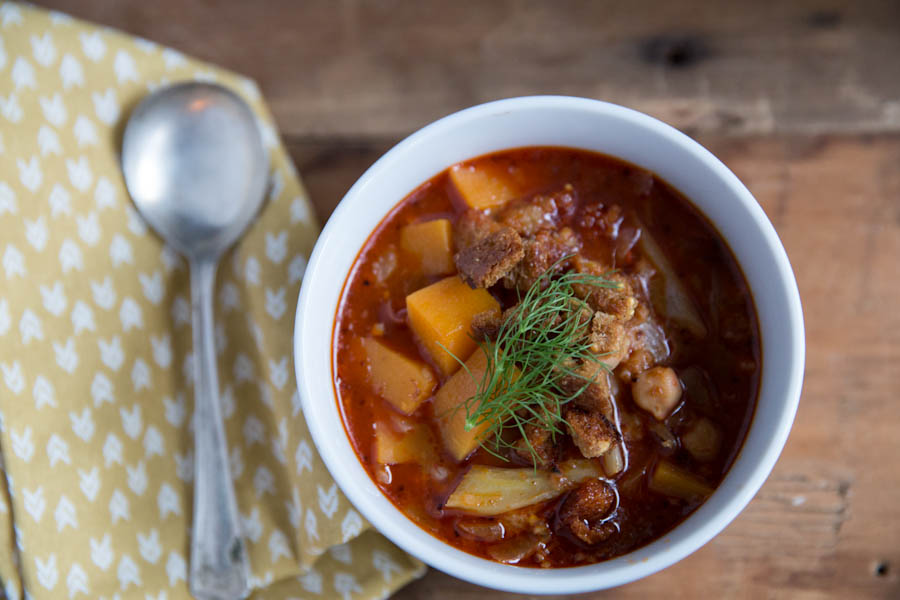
[30,1,900,598]
[35,0,900,138]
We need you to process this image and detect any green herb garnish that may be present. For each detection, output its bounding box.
[444,258,620,465]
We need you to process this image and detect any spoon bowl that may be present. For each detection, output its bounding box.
[122,82,268,599]
[122,82,268,259]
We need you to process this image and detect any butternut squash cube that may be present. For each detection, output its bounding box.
[449,163,520,210]
[433,348,495,461]
[400,219,455,276]
[406,276,500,376]
[362,337,436,414]
[375,422,437,465]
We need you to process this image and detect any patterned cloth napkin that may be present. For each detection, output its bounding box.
[0,3,425,598]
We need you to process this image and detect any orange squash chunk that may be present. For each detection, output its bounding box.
[406,276,500,375]
[362,337,436,414]
[400,219,455,276]
[432,348,495,461]
[374,422,438,465]
[449,163,520,210]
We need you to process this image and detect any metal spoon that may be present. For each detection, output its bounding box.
[122,82,268,600]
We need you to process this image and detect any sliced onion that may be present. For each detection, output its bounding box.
[487,533,548,564]
[602,444,626,477]
[456,519,505,542]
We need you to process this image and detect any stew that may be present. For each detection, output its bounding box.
[334,147,760,567]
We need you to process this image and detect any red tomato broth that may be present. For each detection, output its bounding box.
[333,147,760,567]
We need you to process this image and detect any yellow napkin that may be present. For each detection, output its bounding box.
[0,2,425,598]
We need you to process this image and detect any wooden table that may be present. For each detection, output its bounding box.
[37,1,900,598]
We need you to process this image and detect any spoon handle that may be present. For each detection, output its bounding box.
[188,259,250,600]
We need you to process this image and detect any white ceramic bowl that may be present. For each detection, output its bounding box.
[294,96,804,594]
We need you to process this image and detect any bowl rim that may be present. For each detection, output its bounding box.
[294,95,805,594]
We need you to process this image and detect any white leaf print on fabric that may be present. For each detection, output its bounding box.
[33,375,56,409]
[109,489,130,524]
[73,114,98,147]
[117,554,141,590]
[90,534,113,571]
[23,486,45,522]
[39,93,66,126]
[243,415,264,446]
[253,465,275,497]
[98,336,124,371]
[264,230,287,264]
[94,176,116,210]
[286,487,302,529]
[103,433,123,467]
[76,211,101,246]
[66,562,90,598]
[295,439,312,475]
[219,281,240,312]
[91,372,114,406]
[0,182,16,216]
[12,56,37,90]
[24,216,48,250]
[157,483,180,519]
[268,356,288,390]
[288,254,307,285]
[109,234,133,267]
[113,50,138,83]
[70,407,94,441]
[54,494,77,531]
[40,281,66,316]
[79,31,106,61]
[268,529,291,563]
[4,243,26,278]
[47,433,72,467]
[2,361,26,395]
[120,403,142,439]
[31,32,56,66]
[299,567,322,594]
[53,337,78,373]
[20,308,43,343]
[373,550,402,582]
[79,467,100,502]
[334,572,362,600]
[59,238,84,273]
[0,93,24,124]
[162,394,184,427]
[170,295,189,326]
[341,509,363,542]
[65,156,92,192]
[240,507,262,543]
[131,357,151,392]
[37,124,62,156]
[234,353,255,383]
[174,450,192,482]
[72,300,96,334]
[264,286,286,320]
[126,461,147,496]
[60,53,84,90]
[305,510,319,544]
[92,88,119,124]
[90,276,116,310]
[137,529,161,564]
[35,553,58,590]
[138,271,164,305]
[165,552,186,587]
[329,543,352,565]
[318,483,339,519]
[48,183,72,217]
[143,426,164,459]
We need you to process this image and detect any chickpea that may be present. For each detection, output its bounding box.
[632,366,682,421]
